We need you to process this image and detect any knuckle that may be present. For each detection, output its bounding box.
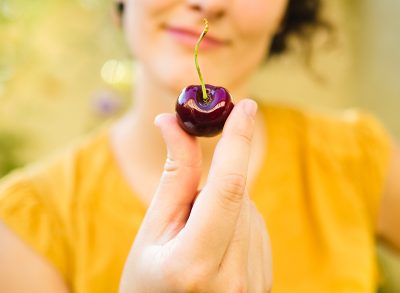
[163,261,188,291]
[235,130,252,147]
[164,156,202,173]
[164,259,213,292]
[164,157,179,173]
[217,173,246,205]
[228,277,248,293]
[180,276,206,292]
[163,157,202,180]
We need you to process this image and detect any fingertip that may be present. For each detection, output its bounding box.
[223,99,257,132]
[154,114,163,127]
[155,113,196,147]
[237,99,258,118]
[154,113,176,128]
[222,99,258,139]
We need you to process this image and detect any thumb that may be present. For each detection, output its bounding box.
[141,113,202,243]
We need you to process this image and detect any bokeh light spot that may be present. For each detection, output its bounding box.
[101,59,130,85]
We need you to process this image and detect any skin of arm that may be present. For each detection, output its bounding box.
[378,141,400,251]
[0,221,69,293]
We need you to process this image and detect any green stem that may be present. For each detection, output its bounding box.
[195,19,209,102]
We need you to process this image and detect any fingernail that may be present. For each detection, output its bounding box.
[243,99,257,118]
[154,114,163,127]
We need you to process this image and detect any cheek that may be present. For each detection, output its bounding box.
[221,0,288,84]
[125,0,182,57]
[234,0,288,36]
[132,0,180,12]
[124,1,158,58]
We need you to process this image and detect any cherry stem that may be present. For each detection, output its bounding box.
[195,19,209,102]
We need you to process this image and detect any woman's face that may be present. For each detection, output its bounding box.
[124,0,288,95]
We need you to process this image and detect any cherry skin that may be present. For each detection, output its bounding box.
[176,84,234,137]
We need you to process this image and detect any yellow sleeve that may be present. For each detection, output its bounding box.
[356,111,391,229]
[0,172,69,282]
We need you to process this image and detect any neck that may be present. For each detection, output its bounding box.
[113,63,253,176]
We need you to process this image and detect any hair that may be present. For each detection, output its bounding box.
[269,0,329,57]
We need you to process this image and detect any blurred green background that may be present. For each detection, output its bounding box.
[0,0,399,291]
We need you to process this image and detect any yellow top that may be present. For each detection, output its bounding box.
[0,104,391,293]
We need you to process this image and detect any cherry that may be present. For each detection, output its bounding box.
[175,19,234,137]
[176,84,234,137]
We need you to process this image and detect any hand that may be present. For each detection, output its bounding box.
[119,99,272,293]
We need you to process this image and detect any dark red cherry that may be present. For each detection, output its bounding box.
[176,84,234,137]
[175,19,234,137]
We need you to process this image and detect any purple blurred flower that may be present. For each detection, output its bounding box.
[91,90,122,117]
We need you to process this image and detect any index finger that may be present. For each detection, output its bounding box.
[180,99,257,264]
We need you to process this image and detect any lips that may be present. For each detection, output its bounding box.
[164,25,230,49]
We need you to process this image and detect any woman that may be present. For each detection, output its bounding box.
[0,0,399,292]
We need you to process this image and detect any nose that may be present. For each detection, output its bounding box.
[187,0,227,20]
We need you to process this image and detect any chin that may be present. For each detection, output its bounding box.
[155,60,233,95]
[153,58,199,94]
[161,71,196,96]
[146,43,246,97]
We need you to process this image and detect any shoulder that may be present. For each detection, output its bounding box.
[260,102,391,160]
[0,126,113,216]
